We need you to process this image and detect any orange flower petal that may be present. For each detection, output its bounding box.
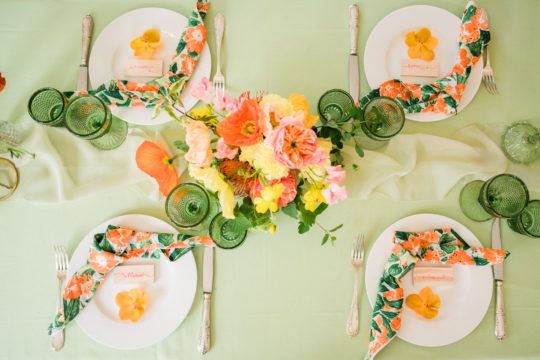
[416,28,431,43]
[405,32,418,47]
[424,36,438,50]
[130,306,145,322]
[406,287,441,319]
[130,37,145,51]
[420,46,435,61]
[119,304,135,320]
[143,29,160,43]
[405,293,424,310]
[135,141,179,196]
[0,72,6,93]
[408,44,422,59]
[115,291,134,307]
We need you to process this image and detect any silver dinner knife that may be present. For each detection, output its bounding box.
[198,247,214,354]
[77,14,93,92]
[491,218,506,340]
[348,4,359,102]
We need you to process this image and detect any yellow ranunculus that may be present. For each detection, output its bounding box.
[303,185,327,212]
[288,93,319,128]
[189,166,235,219]
[254,183,284,214]
[239,142,289,181]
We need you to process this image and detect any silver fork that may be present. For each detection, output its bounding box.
[481,8,498,94]
[346,234,365,337]
[212,13,225,96]
[51,245,69,351]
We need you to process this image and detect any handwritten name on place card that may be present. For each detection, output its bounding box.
[401,59,439,77]
[112,265,154,284]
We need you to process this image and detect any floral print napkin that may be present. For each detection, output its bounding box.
[48,225,214,336]
[365,228,509,359]
[65,0,209,108]
[359,1,489,114]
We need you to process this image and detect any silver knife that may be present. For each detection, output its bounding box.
[77,14,93,92]
[198,247,214,354]
[491,218,506,340]
[348,4,359,102]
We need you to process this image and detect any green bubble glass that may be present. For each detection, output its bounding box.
[502,122,540,164]
[209,212,248,249]
[507,200,540,238]
[317,89,355,123]
[361,96,405,141]
[479,174,529,218]
[27,87,67,127]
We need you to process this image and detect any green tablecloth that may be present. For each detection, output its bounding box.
[1,0,540,359]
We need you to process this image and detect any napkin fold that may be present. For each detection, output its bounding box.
[48,225,214,336]
[66,0,209,108]
[359,1,489,115]
[365,228,509,360]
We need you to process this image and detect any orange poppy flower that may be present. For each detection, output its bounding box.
[135,141,179,197]
[130,29,163,59]
[216,99,264,147]
[88,248,121,274]
[115,288,148,322]
[0,72,5,93]
[406,286,441,319]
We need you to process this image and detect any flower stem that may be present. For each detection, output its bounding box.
[168,153,183,163]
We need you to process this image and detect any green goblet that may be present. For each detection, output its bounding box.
[209,212,249,249]
[360,96,405,141]
[507,200,540,238]
[65,94,128,150]
[318,89,355,123]
[502,122,540,164]
[479,174,529,218]
[27,87,67,127]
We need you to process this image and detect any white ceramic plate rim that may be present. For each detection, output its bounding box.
[364,213,493,347]
[67,214,197,349]
[89,7,211,125]
[363,5,483,122]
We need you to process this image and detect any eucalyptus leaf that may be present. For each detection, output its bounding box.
[173,140,189,152]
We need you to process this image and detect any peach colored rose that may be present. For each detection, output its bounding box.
[185,120,212,167]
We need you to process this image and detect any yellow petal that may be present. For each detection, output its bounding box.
[420,287,441,308]
[424,36,438,50]
[416,28,431,43]
[133,46,146,57]
[147,41,163,49]
[130,37,145,50]
[119,304,135,320]
[143,29,161,43]
[115,291,134,307]
[130,306,145,322]
[405,294,424,310]
[408,44,422,59]
[405,32,418,46]
[422,308,439,319]
[420,46,435,61]
[128,288,144,299]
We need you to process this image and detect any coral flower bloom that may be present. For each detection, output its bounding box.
[0,72,6,93]
[217,99,264,147]
[136,141,179,196]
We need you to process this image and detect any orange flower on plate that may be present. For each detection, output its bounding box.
[0,72,5,93]
[130,29,163,59]
[217,99,264,147]
[135,141,179,197]
[405,286,441,319]
[405,28,438,61]
[115,288,148,322]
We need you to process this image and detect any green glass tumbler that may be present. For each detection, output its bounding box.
[360,97,405,141]
[318,89,355,123]
[502,122,540,164]
[209,212,248,249]
[27,87,67,127]
[459,180,493,222]
[65,94,128,150]
[507,200,540,238]
[479,174,529,218]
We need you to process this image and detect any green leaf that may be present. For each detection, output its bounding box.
[281,202,298,219]
[321,233,329,245]
[474,257,489,266]
[330,235,337,245]
[314,202,328,216]
[173,140,190,152]
[354,142,364,157]
[142,91,162,99]
[162,102,181,121]
[298,222,310,234]
[352,163,359,171]
[168,79,186,97]
[152,103,162,120]
[158,233,174,246]
[326,120,338,129]
[348,106,363,120]
[329,224,343,232]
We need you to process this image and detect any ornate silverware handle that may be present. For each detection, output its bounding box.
[81,15,93,66]
[346,269,359,336]
[349,4,359,54]
[495,280,506,340]
[51,278,65,351]
[214,13,225,72]
[198,292,211,354]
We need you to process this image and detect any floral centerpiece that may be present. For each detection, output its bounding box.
[136,78,348,245]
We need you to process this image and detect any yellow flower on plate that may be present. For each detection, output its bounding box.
[115,288,148,322]
[254,183,284,213]
[405,286,441,319]
[303,184,327,212]
[288,93,319,128]
[130,29,163,59]
[189,166,235,219]
[239,142,289,181]
[405,28,438,61]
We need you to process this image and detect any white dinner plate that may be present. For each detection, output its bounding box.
[363,5,483,122]
[67,214,197,349]
[365,213,492,347]
[89,7,211,125]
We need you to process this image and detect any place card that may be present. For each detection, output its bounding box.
[401,59,439,77]
[413,266,454,286]
[112,264,154,284]
[124,58,163,77]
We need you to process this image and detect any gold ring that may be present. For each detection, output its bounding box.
[0,158,19,201]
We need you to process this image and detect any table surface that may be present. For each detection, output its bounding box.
[1,0,540,359]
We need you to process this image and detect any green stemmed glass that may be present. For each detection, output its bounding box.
[507,200,540,238]
[502,122,540,164]
[65,94,128,150]
[209,212,249,249]
[318,89,355,123]
[360,96,405,141]
[479,174,529,218]
[27,87,67,127]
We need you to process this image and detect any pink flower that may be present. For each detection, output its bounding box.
[322,183,347,205]
[185,120,212,167]
[250,171,298,208]
[214,90,241,113]
[215,138,238,159]
[189,77,214,104]
[265,113,320,169]
[325,165,346,184]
